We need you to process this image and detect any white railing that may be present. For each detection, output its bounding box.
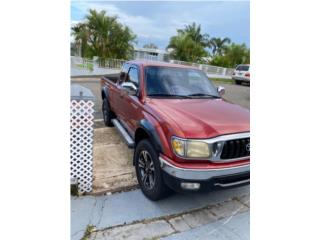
[97,58,127,69]
[71,56,126,70]
[170,59,234,77]
[71,56,234,78]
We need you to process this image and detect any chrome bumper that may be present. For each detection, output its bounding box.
[159,156,250,181]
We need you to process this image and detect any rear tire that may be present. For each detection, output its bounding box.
[102,98,114,127]
[134,139,172,201]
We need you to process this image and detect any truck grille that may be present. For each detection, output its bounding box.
[220,138,250,160]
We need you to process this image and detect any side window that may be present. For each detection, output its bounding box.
[127,67,139,87]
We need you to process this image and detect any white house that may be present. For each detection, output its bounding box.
[134,46,169,62]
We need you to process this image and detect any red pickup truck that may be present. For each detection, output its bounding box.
[101,60,250,200]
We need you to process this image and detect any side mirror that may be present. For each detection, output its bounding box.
[217,86,225,96]
[121,82,138,96]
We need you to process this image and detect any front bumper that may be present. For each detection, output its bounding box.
[159,156,250,192]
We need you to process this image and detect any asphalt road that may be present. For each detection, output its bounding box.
[71,77,250,122]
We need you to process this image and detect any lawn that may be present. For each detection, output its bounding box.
[76,62,94,71]
[209,78,235,85]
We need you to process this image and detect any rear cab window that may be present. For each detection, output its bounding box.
[236,65,250,71]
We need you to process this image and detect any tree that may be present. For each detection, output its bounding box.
[71,23,90,57]
[71,9,136,60]
[167,32,207,62]
[210,43,250,68]
[143,43,158,49]
[177,22,209,47]
[167,22,209,62]
[210,37,231,56]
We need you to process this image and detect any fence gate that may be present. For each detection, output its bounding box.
[70,84,95,193]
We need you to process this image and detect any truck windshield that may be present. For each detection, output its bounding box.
[145,66,220,98]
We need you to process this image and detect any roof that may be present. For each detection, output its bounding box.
[126,60,199,70]
[133,46,168,55]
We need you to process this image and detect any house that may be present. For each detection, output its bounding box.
[134,46,169,62]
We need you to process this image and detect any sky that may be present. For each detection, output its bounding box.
[71,1,250,50]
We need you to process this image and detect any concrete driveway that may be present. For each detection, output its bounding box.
[71,186,249,240]
[70,77,250,240]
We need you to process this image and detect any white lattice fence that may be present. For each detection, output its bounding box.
[70,100,94,193]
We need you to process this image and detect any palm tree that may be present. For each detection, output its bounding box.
[71,9,136,60]
[167,32,207,62]
[71,23,89,57]
[177,22,209,47]
[210,37,231,56]
[210,43,250,68]
[224,43,250,67]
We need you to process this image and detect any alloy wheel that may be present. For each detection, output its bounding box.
[138,150,155,190]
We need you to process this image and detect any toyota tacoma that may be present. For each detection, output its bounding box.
[101,60,250,200]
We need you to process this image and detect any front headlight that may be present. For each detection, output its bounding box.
[171,137,210,158]
[187,141,210,158]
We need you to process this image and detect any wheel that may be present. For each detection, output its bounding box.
[134,139,172,201]
[102,98,114,127]
[235,80,241,85]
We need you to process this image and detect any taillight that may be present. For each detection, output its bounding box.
[245,73,250,77]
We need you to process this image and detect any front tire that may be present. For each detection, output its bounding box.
[134,139,171,201]
[235,80,241,85]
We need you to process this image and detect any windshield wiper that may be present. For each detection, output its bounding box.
[187,93,220,98]
[148,93,192,98]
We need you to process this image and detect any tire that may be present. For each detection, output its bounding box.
[235,80,241,85]
[134,139,172,201]
[102,98,114,127]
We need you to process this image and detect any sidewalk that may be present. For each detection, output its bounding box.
[71,186,249,240]
[162,211,249,240]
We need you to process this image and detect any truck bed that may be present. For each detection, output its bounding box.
[101,73,120,83]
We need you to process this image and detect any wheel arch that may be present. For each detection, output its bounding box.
[134,119,164,165]
[101,86,108,100]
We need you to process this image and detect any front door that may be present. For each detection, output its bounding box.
[119,66,141,136]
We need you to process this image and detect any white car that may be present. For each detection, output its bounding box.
[232,64,250,85]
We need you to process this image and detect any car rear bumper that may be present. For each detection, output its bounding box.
[232,76,250,82]
[159,156,250,192]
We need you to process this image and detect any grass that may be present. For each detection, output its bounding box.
[76,63,94,71]
[70,184,79,196]
[81,225,95,240]
[209,77,235,85]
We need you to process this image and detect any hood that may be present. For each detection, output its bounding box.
[147,98,250,138]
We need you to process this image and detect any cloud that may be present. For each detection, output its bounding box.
[71,1,250,48]
[71,1,171,41]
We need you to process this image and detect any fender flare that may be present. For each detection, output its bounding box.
[101,86,109,100]
[137,119,164,153]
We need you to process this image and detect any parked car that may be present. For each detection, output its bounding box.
[232,64,250,85]
[101,60,250,200]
